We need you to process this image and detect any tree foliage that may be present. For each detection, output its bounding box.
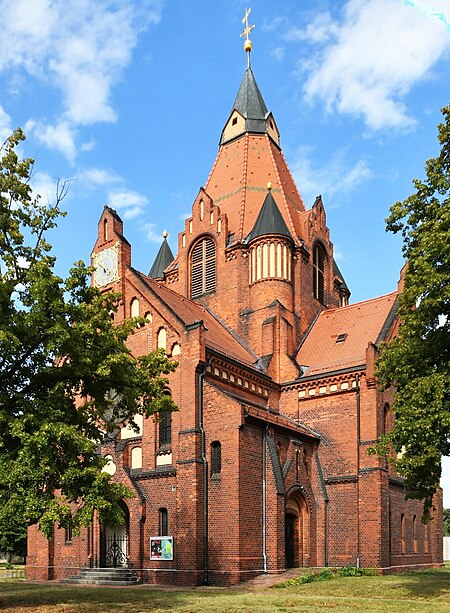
[375,104,450,517]
[0,129,177,545]
[444,508,450,537]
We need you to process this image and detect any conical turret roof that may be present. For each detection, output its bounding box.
[149,236,174,279]
[247,190,293,243]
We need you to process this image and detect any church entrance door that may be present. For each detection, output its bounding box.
[285,513,296,568]
[100,502,129,568]
[285,492,310,568]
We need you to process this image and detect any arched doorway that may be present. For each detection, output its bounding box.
[100,501,130,568]
[285,491,310,568]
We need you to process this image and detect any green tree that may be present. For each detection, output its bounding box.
[0,129,177,546]
[375,104,450,518]
[444,509,450,537]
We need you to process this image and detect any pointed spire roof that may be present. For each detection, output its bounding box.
[246,189,293,243]
[148,235,174,279]
[220,67,276,145]
[234,67,268,120]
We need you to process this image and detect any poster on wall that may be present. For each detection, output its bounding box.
[150,536,174,560]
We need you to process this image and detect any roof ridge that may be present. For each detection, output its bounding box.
[322,290,398,314]
[201,302,259,361]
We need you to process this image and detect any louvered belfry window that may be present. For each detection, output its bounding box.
[191,236,216,299]
[313,244,326,304]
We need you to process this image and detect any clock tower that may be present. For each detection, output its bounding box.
[91,206,131,303]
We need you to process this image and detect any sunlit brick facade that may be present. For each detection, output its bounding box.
[27,60,443,586]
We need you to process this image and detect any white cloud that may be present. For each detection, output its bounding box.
[298,0,450,131]
[291,146,372,207]
[0,105,13,141]
[25,119,77,162]
[30,171,61,205]
[0,0,163,158]
[142,222,164,244]
[286,12,339,44]
[107,189,149,219]
[82,168,122,187]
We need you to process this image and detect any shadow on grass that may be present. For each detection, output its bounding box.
[386,567,450,600]
[0,582,211,612]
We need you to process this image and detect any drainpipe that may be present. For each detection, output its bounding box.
[355,374,361,568]
[196,360,211,585]
[262,423,269,573]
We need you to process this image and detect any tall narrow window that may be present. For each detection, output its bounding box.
[424,523,429,554]
[157,327,167,350]
[211,441,221,476]
[313,244,326,304]
[159,411,171,447]
[159,508,168,536]
[413,515,418,553]
[191,236,216,299]
[401,514,406,554]
[65,526,73,544]
[131,297,140,318]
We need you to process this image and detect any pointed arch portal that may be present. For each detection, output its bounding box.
[285,491,310,568]
[100,500,130,568]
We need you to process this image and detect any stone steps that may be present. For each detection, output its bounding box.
[61,567,140,586]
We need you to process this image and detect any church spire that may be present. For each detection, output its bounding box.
[148,231,174,279]
[220,9,279,146]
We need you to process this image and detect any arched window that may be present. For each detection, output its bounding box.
[313,244,326,304]
[159,508,168,536]
[131,446,142,469]
[131,297,140,318]
[159,411,171,448]
[157,327,167,350]
[211,441,221,476]
[191,236,216,299]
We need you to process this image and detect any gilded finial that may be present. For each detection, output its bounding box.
[267,181,272,191]
[162,230,168,239]
[240,8,255,64]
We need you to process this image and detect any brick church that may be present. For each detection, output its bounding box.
[27,34,443,585]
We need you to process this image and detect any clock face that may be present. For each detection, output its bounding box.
[93,247,118,286]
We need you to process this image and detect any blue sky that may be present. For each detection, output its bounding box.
[1,0,449,505]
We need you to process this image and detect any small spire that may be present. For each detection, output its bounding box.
[162,230,168,239]
[267,180,272,191]
[240,8,255,67]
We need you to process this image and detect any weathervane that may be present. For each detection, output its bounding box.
[240,8,255,66]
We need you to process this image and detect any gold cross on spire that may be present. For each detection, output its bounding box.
[240,8,255,41]
[240,8,255,62]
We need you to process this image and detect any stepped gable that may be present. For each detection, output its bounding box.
[131,269,259,367]
[296,292,398,376]
[205,66,306,245]
[148,234,174,278]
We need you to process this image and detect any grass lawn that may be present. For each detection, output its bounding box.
[1,567,449,613]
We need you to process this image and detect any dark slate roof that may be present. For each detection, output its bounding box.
[234,67,268,120]
[220,67,270,143]
[246,191,293,243]
[148,238,174,279]
[333,259,350,294]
